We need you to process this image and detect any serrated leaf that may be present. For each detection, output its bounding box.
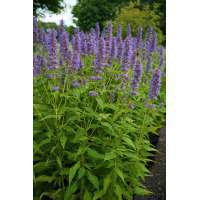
[87,148,104,160]
[35,175,54,183]
[104,151,117,161]
[93,190,104,200]
[115,168,125,184]
[96,97,104,110]
[64,182,78,200]
[87,171,99,189]
[69,161,80,185]
[60,134,67,149]
[134,186,152,196]
[122,136,136,150]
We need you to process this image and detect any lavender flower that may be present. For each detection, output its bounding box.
[33,56,45,76]
[47,29,58,69]
[93,51,103,74]
[117,24,122,40]
[72,80,81,88]
[59,19,65,39]
[60,31,69,65]
[117,40,125,63]
[121,37,133,71]
[99,36,106,65]
[90,76,103,81]
[89,91,99,96]
[158,46,164,69]
[105,22,113,61]
[146,54,152,73]
[127,24,132,38]
[136,27,143,49]
[111,37,117,59]
[95,22,100,40]
[131,60,142,95]
[71,51,82,70]
[145,27,157,53]
[52,86,59,91]
[149,68,161,100]
[33,17,38,43]
[145,103,156,109]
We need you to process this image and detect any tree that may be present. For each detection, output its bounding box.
[113,2,165,44]
[72,0,132,31]
[33,0,65,16]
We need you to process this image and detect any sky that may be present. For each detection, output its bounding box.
[41,0,77,26]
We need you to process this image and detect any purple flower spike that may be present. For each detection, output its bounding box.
[60,31,70,64]
[158,46,164,69]
[117,24,122,40]
[33,17,38,43]
[95,22,100,40]
[71,51,82,70]
[121,37,133,71]
[99,36,106,65]
[146,27,157,53]
[89,91,99,96]
[111,37,117,59]
[47,29,58,69]
[145,103,156,109]
[131,60,142,95]
[127,24,132,38]
[52,86,59,91]
[136,27,143,49]
[72,80,81,88]
[105,22,113,61]
[90,76,103,81]
[146,54,152,73]
[149,68,161,100]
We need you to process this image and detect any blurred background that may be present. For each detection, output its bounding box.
[33,0,165,44]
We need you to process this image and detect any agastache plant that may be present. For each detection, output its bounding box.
[33,18,166,200]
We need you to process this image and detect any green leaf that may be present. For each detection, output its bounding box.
[134,186,152,196]
[78,167,86,179]
[96,96,104,110]
[56,156,62,168]
[69,161,80,185]
[114,184,123,200]
[101,122,115,136]
[122,136,136,150]
[60,134,67,149]
[83,190,92,200]
[93,190,104,200]
[35,175,55,183]
[64,182,78,200]
[103,175,112,193]
[87,171,99,189]
[104,151,117,161]
[40,115,59,121]
[115,168,125,184]
[87,148,104,160]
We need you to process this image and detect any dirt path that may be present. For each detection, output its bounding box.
[135,127,166,200]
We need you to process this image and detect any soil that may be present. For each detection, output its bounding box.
[135,127,166,200]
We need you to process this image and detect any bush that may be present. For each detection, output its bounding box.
[33,20,166,199]
[113,3,165,44]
